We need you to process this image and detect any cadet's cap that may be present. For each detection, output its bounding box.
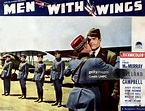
[71,35,86,52]
[20,54,27,58]
[37,54,43,58]
[5,54,11,58]
[87,28,101,39]
[54,50,61,54]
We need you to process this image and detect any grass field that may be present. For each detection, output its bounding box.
[0,68,73,111]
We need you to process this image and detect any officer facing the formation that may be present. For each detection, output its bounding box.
[17,54,29,99]
[87,28,119,111]
[51,50,65,107]
[33,54,46,103]
[1,54,13,96]
[64,35,118,111]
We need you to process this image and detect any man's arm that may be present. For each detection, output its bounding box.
[59,61,65,80]
[24,63,29,79]
[64,63,72,77]
[95,58,116,74]
[40,64,46,79]
[6,62,12,77]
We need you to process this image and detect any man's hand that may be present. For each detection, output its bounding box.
[59,77,64,83]
[24,78,27,81]
[111,89,119,100]
[6,75,10,79]
[39,78,43,82]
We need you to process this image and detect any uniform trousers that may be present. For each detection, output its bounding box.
[3,77,10,94]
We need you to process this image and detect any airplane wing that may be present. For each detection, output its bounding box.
[46,46,131,58]
[0,50,47,57]
[104,46,131,55]
[46,50,77,58]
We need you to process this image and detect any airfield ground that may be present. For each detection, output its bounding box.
[0,67,73,111]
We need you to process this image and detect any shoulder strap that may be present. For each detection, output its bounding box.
[107,50,111,62]
[71,57,89,82]
[22,62,27,66]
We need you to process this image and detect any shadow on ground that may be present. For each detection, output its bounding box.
[62,83,74,88]
[10,94,21,96]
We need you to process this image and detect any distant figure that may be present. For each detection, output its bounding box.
[1,54,13,96]
[64,35,118,111]
[17,54,29,99]
[33,54,46,103]
[51,50,65,107]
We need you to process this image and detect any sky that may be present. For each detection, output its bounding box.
[0,17,131,60]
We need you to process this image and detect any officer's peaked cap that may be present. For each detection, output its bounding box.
[37,53,43,58]
[54,50,61,54]
[5,54,11,58]
[20,54,27,58]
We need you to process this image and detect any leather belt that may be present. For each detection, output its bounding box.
[52,69,61,72]
[19,70,24,72]
[74,83,98,88]
[34,71,41,73]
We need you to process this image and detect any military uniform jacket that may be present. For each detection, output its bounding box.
[17,61,28,79]
[64,54,117,110]
[51,58,65,80]
[96,47,119,109]
[97,48,117,65]
[33,61,46,81]
[1,61,13,78]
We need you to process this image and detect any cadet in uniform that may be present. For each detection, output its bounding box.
[87,28,119,111]
[33,54,46,103]
[1,54,13,96]
[64,35,119,111]
[51,51,65,107]
[17,54,29,99]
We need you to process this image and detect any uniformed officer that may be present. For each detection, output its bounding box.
[33,54,46,103]
[1,54,13,96]
[87,28,119,111]
[64,35,118,111]
[17,54,29,99]
[51,50,65,107]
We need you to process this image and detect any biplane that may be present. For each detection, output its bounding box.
[46,46,131,58]
[0,46,131,80]
[35,0,50,8]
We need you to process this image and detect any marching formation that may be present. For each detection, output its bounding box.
[0,28,120,111]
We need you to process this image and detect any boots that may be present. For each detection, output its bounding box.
[58,91,62,107]
[22,87,26,99]
[38,90,43,103]
[52,101,58,106]
[18,88,24,99]
[34,91,40,102]
[52,100,62,107]
[52,91,62,107]
[52,93,59,106]
[18,94,24,99]
[35,90,43,103]
[58,101,62,107]
[19,87,26,99]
